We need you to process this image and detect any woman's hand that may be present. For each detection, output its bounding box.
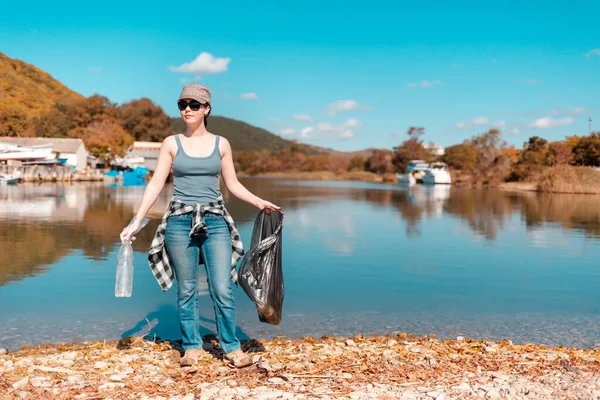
[120,219,142,244]
[255,199,282,214]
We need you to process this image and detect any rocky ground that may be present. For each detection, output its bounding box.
[1,333,600,399]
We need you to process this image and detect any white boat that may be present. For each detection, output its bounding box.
[422,162,452,185]
[396,160,430,185]
[0,143,55,161]
[0,174,20,184]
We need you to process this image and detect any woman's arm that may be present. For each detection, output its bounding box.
[220,137,280,211]
[120,137,175,243]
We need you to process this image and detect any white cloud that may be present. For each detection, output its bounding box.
[584,48,600,58]
[293,113,312,121]
[510,128,521,135]
[268,118,278,125]
[280,128,296,136]
[300,127,314,138]
[518,79,543,85]
[240,92,258,100]
[527,117,573,129]
[90,66,102,73]
[179,77,189,84]
[290,119,361,141]
[325,100,366,116]
[345,118,361,128]
[456,116,489,129]
[407,80,442,88]
[493,120,507,128]
[169,52,230,75]
[567,107,587,115]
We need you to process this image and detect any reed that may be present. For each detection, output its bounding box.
[538,165,600,194]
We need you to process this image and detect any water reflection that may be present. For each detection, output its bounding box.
[1,180,600,287]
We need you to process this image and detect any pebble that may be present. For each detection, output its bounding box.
[12,377,29,390]
[268,377,287,384]
[0,348,7,355]
[346,339,357,346]
[256,390,285,400]
[214,366,230,375]
[66,375,86,385]
[98,382,126,390]
[226,379,237,387]
[451,382,471,390]
[93,361,108,369]
[30,376,51,388]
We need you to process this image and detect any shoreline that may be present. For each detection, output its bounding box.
[1,333,599,399]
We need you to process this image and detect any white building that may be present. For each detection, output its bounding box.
[424,143,445,156]
[127,141,162,171]
[0,137,88,170]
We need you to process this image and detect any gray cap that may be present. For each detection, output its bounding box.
[178,84,211,104]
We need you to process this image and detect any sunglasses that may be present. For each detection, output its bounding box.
[177,100,204,111]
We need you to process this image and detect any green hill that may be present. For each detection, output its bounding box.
[171,116,295,152]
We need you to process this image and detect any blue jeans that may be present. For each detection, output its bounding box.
[165,212,240,353]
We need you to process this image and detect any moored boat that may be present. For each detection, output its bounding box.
[422,162,452,184]
[0,174,20,184]
[396,160,430,185]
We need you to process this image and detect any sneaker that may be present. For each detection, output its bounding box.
[223,349,253,368]
[180,349,205,367]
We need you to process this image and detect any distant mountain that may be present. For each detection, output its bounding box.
[171,116,296,152]
[0,52,84,124]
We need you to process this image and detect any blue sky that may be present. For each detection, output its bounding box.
[1,0,598,151]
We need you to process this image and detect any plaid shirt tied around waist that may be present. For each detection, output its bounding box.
[148,196,244,291]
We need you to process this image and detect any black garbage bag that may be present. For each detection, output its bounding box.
[238,209,284,325]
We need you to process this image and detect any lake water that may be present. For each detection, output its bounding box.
[1,178,599,350]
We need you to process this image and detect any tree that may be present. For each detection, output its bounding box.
[366,150,395,174]
[572,132,600,166]
[547,141,574,166]
[68,117,134,159]
[118,98,173,142]
[392,127,427,173]
[470,129,510,182]
[442,142,478,171]
[0,109,35,136]
[348,155,367,171]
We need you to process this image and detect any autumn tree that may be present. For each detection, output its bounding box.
[366,150,395,173]
[470,129,511,182]
[0,109,35,136]
[36,95,117,138]
[348,155,367,171]
[68,117,134,159]
[118,98,173,142]
[547,142,574,166]
[571,132,600,166]
[392,126,427,173]
[442,142,477,171]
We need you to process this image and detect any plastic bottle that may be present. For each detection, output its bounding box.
[115,217,149,298]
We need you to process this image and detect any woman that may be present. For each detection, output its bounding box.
[120,83,280,368]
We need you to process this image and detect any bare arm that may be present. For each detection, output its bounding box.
[220,137,280,211]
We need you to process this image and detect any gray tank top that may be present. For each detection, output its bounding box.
[172,134,222,204]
